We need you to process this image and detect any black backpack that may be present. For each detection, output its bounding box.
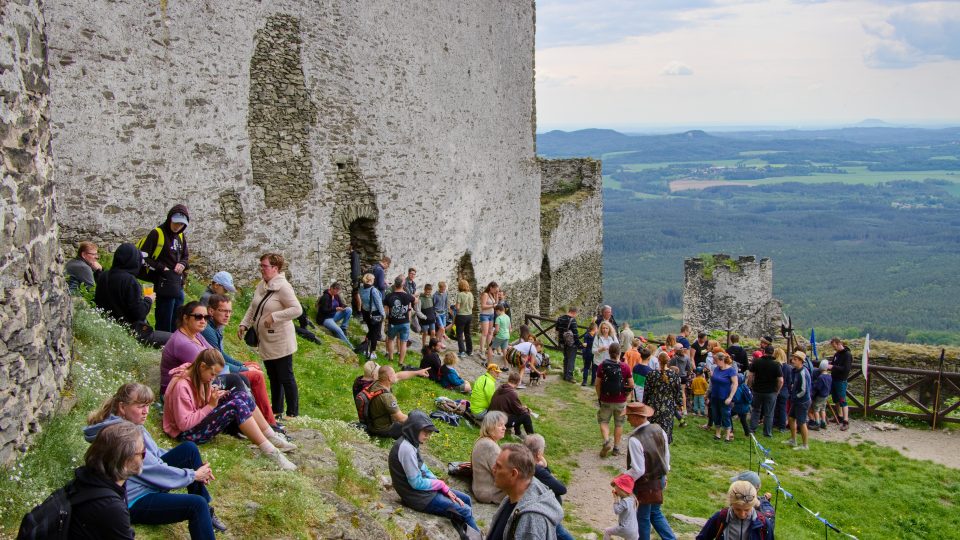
[599,359,625,396]
[555,315,576,347]
[18,482,117,540]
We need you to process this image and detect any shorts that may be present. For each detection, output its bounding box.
[420,322,436,332]
[435,313,447,327]
[791,400,811,421]
[387,323,410,341]
[491,337,509,350]
[831,379,848,408]
[812,396,828,413]
[479,313,495,323]
[597,401,627,426]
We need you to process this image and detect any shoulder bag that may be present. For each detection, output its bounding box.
[244,290,275,347]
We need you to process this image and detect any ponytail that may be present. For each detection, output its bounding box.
[87,383,154,425]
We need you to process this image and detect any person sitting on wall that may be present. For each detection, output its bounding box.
[199,271,236,306]
[94,242,170,348]
[316,281,353,347]
[65,241,103,292]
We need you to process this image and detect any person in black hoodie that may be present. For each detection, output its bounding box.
[95,243,171,348]
[68,420,144,540]
[827,337,853,430]
[139,204,190,333]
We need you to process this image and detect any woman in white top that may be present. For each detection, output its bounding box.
[592,321,619,367]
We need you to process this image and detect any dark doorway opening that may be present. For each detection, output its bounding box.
[456,252,479,332]
[539,254,551,317]
[349,217,381,273]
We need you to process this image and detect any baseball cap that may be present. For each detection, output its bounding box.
[486,364,502,374]
[212,271,236,292]
[731,471,762,489]
[171,212,189,225]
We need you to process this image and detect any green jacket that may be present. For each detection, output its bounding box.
[471,372,498,412]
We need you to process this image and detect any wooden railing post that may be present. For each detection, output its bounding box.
[864,368,870,419]
[932,348,945,430]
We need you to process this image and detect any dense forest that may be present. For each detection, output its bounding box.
[538,127,960,345]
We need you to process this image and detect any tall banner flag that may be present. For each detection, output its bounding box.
[862,334,870,379]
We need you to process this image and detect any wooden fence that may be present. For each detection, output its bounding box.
[523,313,663,354]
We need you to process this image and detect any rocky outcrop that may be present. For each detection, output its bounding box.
[0,0,73,463]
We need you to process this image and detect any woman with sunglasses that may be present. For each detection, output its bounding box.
[85,383,226,539]
[696,480,772,540]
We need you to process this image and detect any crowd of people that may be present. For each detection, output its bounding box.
[47,206,858,539]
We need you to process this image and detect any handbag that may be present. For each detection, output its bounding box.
[633,476,664,505]
[244,290,275,347]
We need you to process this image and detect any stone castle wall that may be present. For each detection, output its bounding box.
[0,0,73,463]
[683,254,782,338]
[45,0,545,318]
[539,158,603,317]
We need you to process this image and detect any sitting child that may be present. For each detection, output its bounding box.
[439,351,472,394]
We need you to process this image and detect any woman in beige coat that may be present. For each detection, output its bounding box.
[239,253,303,419]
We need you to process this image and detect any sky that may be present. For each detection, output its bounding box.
[534,0,960,131]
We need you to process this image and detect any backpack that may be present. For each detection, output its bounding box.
[599,359,625,397]
[713,507,768,540]
[17,482,117,540]
[732,376,753,415]
[354,386,386,426]
[555,315,576,348]
[135,227,184,261]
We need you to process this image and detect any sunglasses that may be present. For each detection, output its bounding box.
[733,491,756,503]
[186,313,207,321]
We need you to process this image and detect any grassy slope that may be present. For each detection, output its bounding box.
[2,285,959,538]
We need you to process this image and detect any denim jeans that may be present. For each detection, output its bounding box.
[154,289,184,333]
[750,392,778,436]
[322,307,353,346]
[636,503,676,540]
[774,393,789,430]
[636,478,675,540]
[557,523,575,540]
[421,489,479,532]
[582,361,597,385]
[129,442,213,540]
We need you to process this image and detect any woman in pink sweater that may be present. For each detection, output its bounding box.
[163,349,297,471]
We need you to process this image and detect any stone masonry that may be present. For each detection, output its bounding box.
[683,254,782,339]
[539,158,603,317]
[44,0,555,320]
[0,0,73,463]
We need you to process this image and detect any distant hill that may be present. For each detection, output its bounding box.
[536,126,960,161]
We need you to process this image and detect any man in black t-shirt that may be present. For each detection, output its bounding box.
[747,345,784,437]
[726,334,749,373]
[383,277,415,366]
[691,332,709,368]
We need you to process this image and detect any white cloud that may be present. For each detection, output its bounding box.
[864,2,960,68]
[661,61,694,76]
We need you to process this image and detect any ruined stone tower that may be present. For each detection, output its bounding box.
[683,254,782,338]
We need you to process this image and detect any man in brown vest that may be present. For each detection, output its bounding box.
[624,402,676,540]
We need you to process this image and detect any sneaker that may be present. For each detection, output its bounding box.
[210,508,228,532]
[840,422,849,431]
[808,424,820,431]
[267,450,297,471]
[270,435,298,453]
[782,438,796,447]
[819,420,827,429]
[600,437,614,458]
[793,444,809,451]
[369,352,378,360]
[517,383,527,389]
[611,447,621,457]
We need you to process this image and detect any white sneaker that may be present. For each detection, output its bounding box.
[793,444,809,451]
[369,353,377,360]
[269,436,297,453]
[517,384,527,389]
[267,450,297,471]
[782,439,796,447]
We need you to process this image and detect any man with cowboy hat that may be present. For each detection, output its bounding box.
[624,402,676,540]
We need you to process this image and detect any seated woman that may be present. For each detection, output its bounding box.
[696,480,772,540]
[470,411,506,504]
[419,338,443,382]
[160,302,247,397]
[439,351,471,394]
[163,349,297,471]
[70,421,144,539]
[388,411,480,534]
[524,434,574,540]
[85,383,225,539]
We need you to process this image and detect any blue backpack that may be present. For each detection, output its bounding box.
[732,374,753,415]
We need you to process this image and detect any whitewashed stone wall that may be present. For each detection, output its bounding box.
[45,0,544,317]
[0,0,73,463]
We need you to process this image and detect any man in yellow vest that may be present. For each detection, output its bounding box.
[137,204,190,332]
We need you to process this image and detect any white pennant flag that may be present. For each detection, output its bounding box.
[862,334,870,379]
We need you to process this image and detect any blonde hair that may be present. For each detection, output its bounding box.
[362,273,375,285]
[443,351,458,366]
[438,280,447,290]
[362,360,381,379]
[88,383,154,425]
[728,480,761,508]
[773,347,787,364]
[458,279,470,292]
[665,334,677,348]
[599,321,615,336]
[479,411,507,439]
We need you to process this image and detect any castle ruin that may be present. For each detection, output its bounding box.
[0,1,603,460]
[683,254,783,338]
